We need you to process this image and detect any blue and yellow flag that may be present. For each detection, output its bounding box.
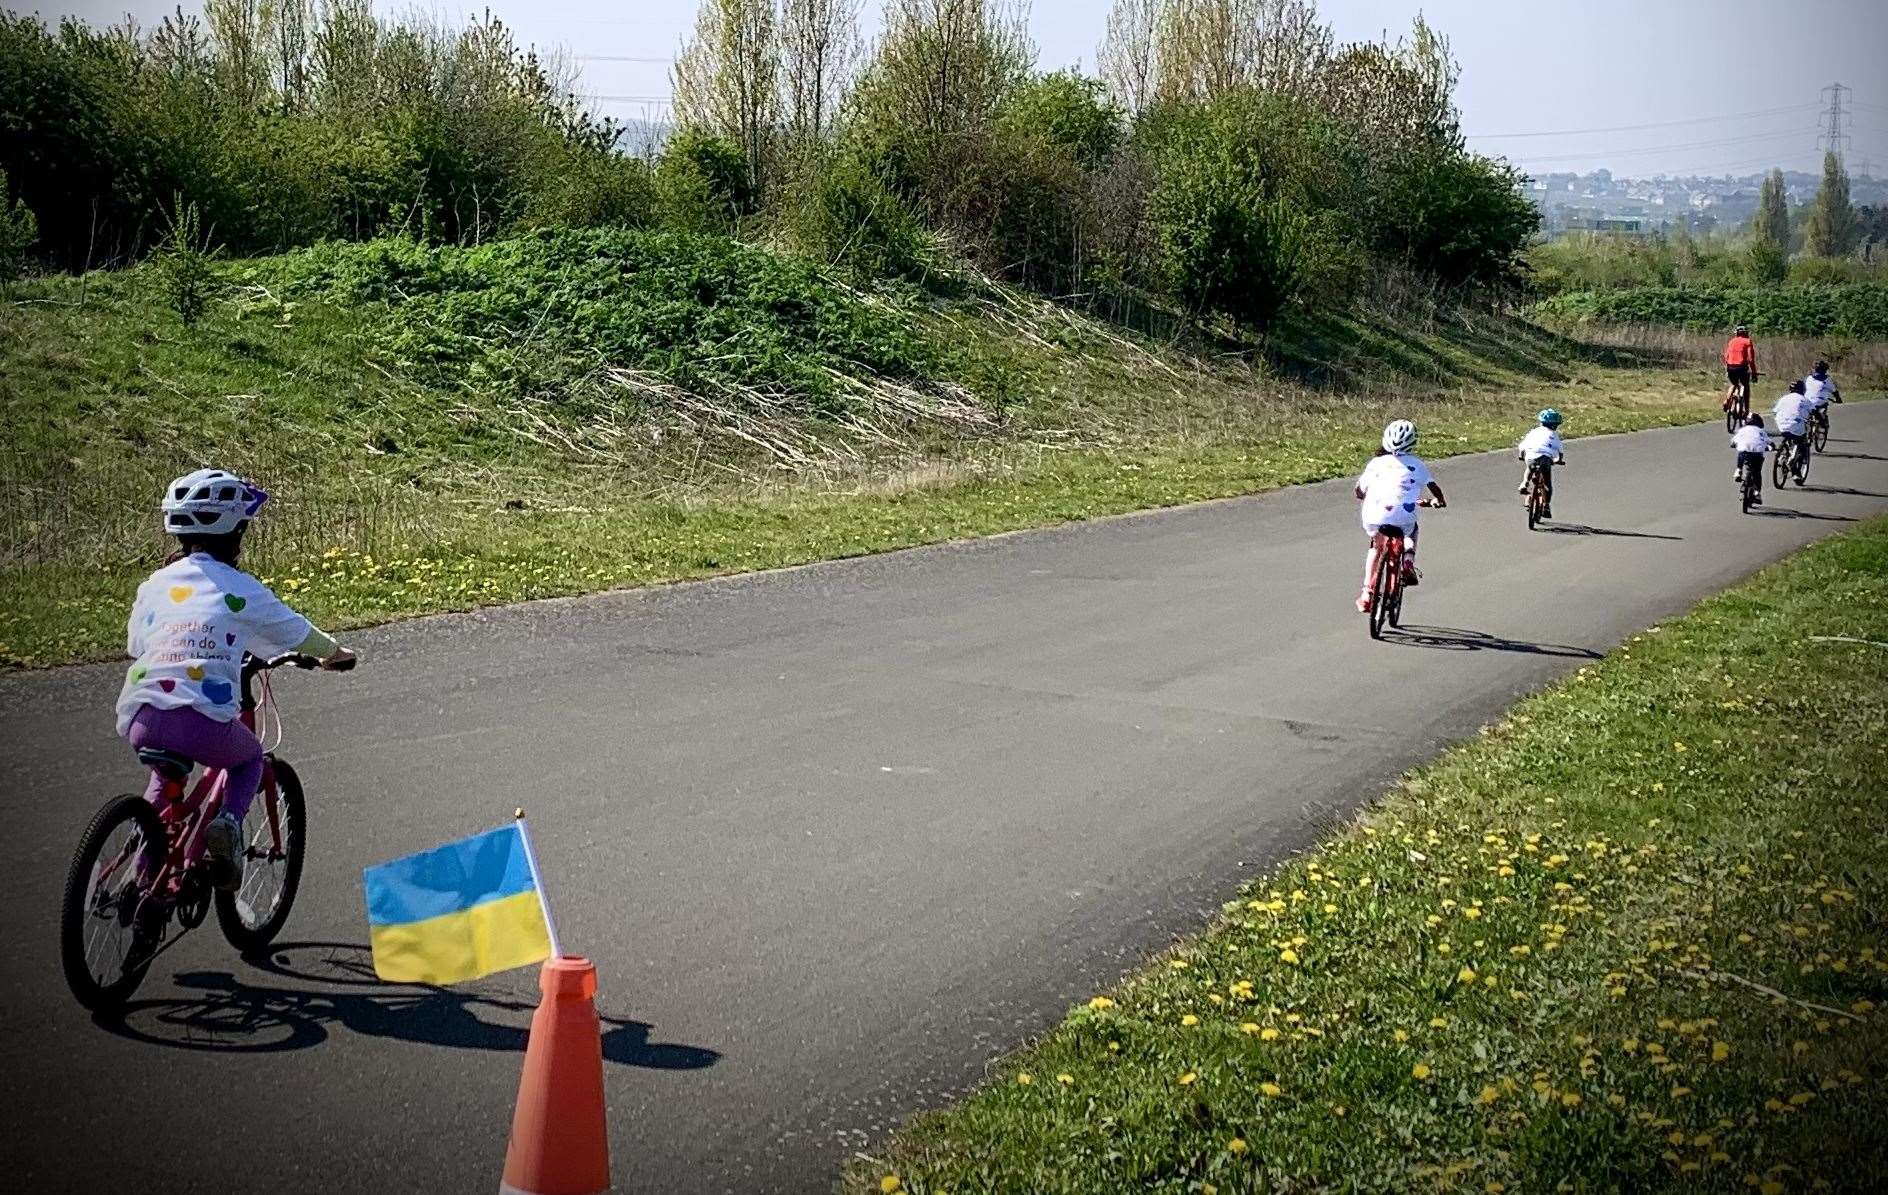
[363,823,553,985]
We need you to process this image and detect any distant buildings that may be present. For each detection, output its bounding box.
[1523,167,1886,239]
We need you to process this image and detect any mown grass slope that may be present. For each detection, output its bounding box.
[849,520,1888,1195]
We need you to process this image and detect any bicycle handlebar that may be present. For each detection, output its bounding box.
[244,652,356,675]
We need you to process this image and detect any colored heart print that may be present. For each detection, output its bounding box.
[158,678,177,693]
[187,664,206,681]
[1402,502,1417,513]
[226,632,237,646]
[144,611,156,627]
[130,665,147,683]
[168,585,194,603]
[201,679,234,705]
[223,594,247,612]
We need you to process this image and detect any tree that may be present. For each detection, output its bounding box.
[1802,150,1857,258]
[1752,168,1789,253]
[673,0,780,202]
[1098,0,1159,113]
[779,0,860,156]
[1153,0,1331,105]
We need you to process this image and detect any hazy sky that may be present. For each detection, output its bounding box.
[43,0,1888,177]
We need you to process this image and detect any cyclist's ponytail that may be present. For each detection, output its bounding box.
[170,525,248,565]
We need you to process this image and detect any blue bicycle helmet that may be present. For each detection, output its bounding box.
[1538,408,1563,428]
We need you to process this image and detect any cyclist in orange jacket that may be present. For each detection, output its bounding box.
[1723,325,1757,412]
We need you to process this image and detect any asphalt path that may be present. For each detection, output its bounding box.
[3,406,1885,1193]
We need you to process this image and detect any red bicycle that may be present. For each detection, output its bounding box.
[60,652,347,1010]
[1363,499,1440,640]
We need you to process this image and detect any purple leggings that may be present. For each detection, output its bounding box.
[126,705,264,821]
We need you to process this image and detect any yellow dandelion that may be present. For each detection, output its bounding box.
[1227,1138,1248,1155]
[1562,1092,1582,1107]
[1712,1041,1731,1062]
[880,1176,902,1193]
[1016,1073,1032,1085]
[1240,1022,1262,1035]
[1087,996,1116,1011]
[1279,948,1301,965]
[1178,1071,1198,1086]
[1181,1014,1200,1027]
[1260,1081,1282,1097]
[1056,1073,1074,1085]
[1478,1085,1500,1105]
[1458,966,1478,984]
[1412,1063,1432,1080]
[1261,1027,1281,1041]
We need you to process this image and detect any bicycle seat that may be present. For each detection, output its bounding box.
[1377,524,1406,539]
[136,747,196,780]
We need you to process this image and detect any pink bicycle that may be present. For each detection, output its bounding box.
[60,652,348,1010]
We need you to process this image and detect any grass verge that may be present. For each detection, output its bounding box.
[850,519,1888,1195]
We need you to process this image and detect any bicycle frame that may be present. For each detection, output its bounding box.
[100,660,285,907]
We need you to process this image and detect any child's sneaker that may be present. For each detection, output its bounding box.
[1402,562,1421,587]
[203,812,244,891]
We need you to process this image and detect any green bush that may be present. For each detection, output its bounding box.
[656,129,754,233]
[1530,284,1888,339]
[787,156,933,281]
[994,70,1121,171]
[259,227,944,405]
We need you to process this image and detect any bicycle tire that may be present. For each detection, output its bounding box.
[1526,485,1539,530]
[215,756,306,954]
[1795,448,1810,486]
[1387,573,1405,629]
[1772,449,1788,489]
[61,794,168,1010]
[1812,416,1829,453]
[1742,475,1756,514]
[1368,548,1394,640]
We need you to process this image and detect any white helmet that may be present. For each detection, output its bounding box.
[1381,419,1418,454]
[161,469,267,536]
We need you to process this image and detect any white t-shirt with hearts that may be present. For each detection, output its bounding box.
[1357,452,1434,531]
[116,554,312,735]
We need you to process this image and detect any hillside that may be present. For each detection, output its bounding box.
[0,229,1810,668]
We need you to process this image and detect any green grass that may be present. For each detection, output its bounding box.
[847,520,1888,1195]
[0,238,1781,668]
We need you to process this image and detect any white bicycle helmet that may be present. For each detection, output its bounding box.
[1381,419,1418,454]
[161,468,267,536]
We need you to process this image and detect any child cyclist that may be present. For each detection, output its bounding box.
[1772,379,1814,459]
[1731,412,1769,504]
[117,469,356,890]
[1354,419,1447,614]
[1515,408,1566,517]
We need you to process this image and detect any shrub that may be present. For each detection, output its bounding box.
[657,128,755,232]
[149,194,219,325]
[787,155,933,280]
[0,165,36,291]
[1746,240,1788,287]
[1529,284,1888,339]
[994,70,1121,170]
[1375,149,1538,288]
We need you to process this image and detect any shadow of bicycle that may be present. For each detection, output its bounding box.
[92,941,721,1068]
[1794,484,1887,498]
[1385,625,1602,659]
[1539,522,1683,540]
[1750,508,1857,522]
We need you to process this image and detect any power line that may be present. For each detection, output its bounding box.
[1503,127,1818,166]
[1467,103,1819,141]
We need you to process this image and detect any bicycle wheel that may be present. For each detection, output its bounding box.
[1741,475,1756,514]
[1772,449,1788,489]
[1368,549,1395,641]
[215,756,306,954]
[61,794,169,1010]
[1812,415,1829,452]
[1725,405,1738,435]
[1386,570,1405,629]
[1795,447,1811,486]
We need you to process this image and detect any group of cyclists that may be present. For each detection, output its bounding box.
[1350,324,1848,614]
[1722,325,1842,505]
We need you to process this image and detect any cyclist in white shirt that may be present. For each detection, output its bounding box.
[1353,419,1447,613]
[1772,379,1814,448]
[1731,413,1769,503]
[1802,360,1841,410]
[1515,408,1566,517]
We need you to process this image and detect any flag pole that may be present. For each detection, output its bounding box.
[513,808,564,959]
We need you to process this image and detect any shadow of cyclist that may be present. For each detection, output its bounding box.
[1384,625,1602,659]
[92,941,720,1070]
[1539,523,1683,540]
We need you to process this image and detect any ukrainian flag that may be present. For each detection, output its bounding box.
[364,823,554,985]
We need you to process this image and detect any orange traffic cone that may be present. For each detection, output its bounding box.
[500,957,611,1195]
